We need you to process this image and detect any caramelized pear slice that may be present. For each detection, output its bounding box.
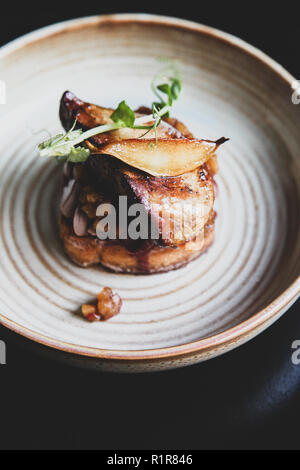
[88,137,227,177]
[59,92,183,146]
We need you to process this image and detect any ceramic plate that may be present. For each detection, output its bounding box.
[0,14,299,372]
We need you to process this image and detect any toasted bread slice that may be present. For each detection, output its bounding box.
[59,214,215,274]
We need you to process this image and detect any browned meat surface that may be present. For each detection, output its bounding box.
[118,165,214,246]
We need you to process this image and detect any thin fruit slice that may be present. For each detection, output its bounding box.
[87,137,227,177]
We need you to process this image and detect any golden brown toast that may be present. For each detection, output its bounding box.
[59,214,215,273]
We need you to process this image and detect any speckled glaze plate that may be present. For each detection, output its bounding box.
[0,14,299,372]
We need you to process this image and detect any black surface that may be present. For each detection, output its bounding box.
[0,0,300,450]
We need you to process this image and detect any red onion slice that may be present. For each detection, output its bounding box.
[61,179,79,218]
[73,206,89,237]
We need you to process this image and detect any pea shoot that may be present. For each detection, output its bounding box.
[38,61,182,163]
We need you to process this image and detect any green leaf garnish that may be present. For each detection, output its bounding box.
[38,59,182,161]
[171,78,181,100]
[110,100,135,128]
[157,84,173,106]
[67,146,90,162]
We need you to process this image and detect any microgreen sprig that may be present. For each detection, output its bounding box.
[38,61,182,162]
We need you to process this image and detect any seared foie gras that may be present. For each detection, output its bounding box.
[58,92,223,273]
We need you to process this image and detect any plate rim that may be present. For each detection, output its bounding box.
[0,13,299,362]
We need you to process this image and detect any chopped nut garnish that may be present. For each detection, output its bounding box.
[97,287,122,321]
[80,288,122,322]
[81,304,101,322]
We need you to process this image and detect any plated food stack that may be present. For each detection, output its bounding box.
[58,92,225,274]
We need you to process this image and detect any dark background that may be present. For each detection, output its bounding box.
[1,0,300,451]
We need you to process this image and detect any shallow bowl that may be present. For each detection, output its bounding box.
[0,14,299,372]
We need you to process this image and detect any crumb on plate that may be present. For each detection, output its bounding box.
[81,287,122,322]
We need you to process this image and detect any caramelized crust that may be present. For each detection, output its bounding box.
[119,165,214,246]
[59,214,215,274]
